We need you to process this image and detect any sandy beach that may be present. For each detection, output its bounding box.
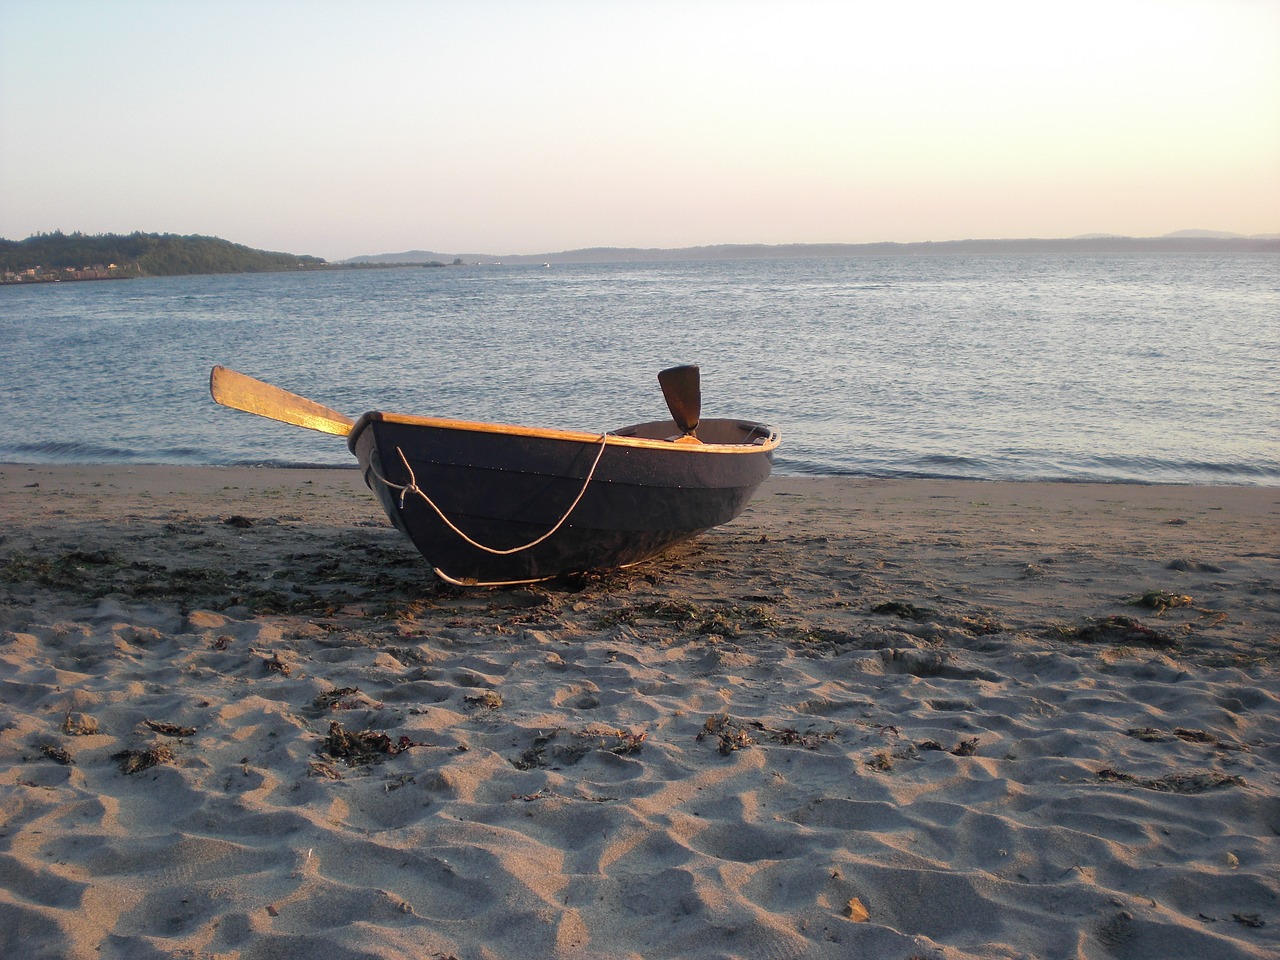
[1,464,1276,960]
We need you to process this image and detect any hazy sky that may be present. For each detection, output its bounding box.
[2,0,1277,260]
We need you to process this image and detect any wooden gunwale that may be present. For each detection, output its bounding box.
[350,411,780,455]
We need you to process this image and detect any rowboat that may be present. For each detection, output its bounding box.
[209,365,779,586]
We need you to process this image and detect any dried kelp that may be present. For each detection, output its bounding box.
[871,601,935,621]
[698,714,835,755]
[1059,615,1178,650]
[510,727,645,770]
[698,714,757,755]
[40,744,73,764]
[114,744,175,775]
[1097,768,1245,793]
[62,713,98,736]
[314,687,363,710]
[143,719,196,737]
[1126,726,1251,752]
[1127,591,1194,614]
[322,721,417,766]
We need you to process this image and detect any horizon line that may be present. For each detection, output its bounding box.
[342,231,1280,263]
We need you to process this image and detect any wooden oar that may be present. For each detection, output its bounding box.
[209,365,355,436]
[658,364,702,442]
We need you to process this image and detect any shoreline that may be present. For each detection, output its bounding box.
[5,458,1279,486]
[2,465,1277,958]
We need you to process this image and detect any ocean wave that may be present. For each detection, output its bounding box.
[1,440,156,463]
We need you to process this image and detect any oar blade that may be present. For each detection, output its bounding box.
[210,365,355,436]
[658,364,701,437]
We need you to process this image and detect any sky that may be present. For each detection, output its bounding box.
[1,0,1277,261]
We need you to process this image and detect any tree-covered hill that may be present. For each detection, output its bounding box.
[0,231,327,280]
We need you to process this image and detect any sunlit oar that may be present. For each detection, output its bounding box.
[209,365,355,436]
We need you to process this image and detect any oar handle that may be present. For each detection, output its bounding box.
[210,365,355,436]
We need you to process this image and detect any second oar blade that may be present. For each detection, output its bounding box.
[658,364,701,438]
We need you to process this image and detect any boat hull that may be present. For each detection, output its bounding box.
[348,412,778,585]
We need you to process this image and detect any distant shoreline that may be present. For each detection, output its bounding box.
[347,234,1280,266]
[0,261,417,286]
[4,231,1277,283]
[0,272,135,287]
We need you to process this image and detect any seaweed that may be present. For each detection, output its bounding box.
[40,744,73,764]
[1127,590,1194,614]
[114,744,175,774]
[597,599,701,628]
[1126,727,1173,742]
[322,721,417,766]
[865,750,895,772]
[510,727,644,769]
[0,548,125,590]
[588,728,647,756]
[784,626,859,648]
[143,719,196,737]
[697,714,835,755]
[704,716,757,755]
[1058,615,1179,650]
[314,686,362,710]
[513,731,560,769]
[1126,726,1251,752]
[959,615,1006,636]
[62,713,98,736]
[698,604,780,637]
[464,690,504,710]
[0,541,389,616]
[1096,768,1245,793]
[770,726,838,749]
[871,601,935,621]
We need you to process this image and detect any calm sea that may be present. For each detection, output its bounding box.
[2,255,1277,484]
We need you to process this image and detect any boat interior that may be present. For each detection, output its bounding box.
[611,418,777,446]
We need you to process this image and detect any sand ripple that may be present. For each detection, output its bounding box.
[1,467,1277,958]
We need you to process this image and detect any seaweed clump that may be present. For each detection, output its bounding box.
[114,744,175,774]
[1096,768,1244,793]
[1058,615,1178,651]
[322,721,418,766]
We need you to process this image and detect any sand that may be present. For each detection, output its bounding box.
[1,464,1277,960]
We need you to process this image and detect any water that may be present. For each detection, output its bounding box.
[2,255,1277,484]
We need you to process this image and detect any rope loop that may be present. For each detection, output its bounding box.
[369,433,610,556]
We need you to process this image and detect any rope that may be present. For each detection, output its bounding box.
[368,433,610,556]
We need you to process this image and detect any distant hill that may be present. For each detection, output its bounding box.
[344,232,1280,266]
[343,249,465,266]
[1162,229,1275,239]
[0,231,327,281]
